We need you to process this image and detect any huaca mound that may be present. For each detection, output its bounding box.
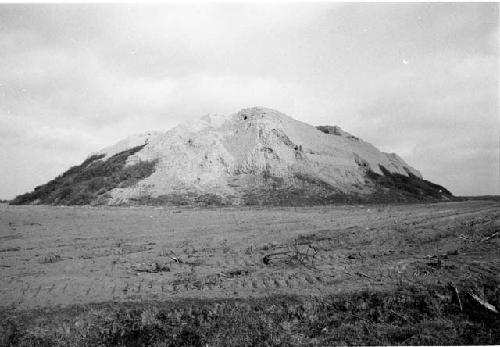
[12,107,452,206]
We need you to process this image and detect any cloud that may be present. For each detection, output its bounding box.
[339,47,498,195]
[0,3,498,198]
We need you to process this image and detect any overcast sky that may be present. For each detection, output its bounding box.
[0,2,498,199]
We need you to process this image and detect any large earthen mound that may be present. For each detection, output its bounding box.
[12,107,452,206]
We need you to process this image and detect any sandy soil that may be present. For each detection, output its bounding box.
[0,200,498,310]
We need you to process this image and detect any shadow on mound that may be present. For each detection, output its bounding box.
[11,145,157,205]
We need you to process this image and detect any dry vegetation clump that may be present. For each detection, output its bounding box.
[1,281,499,347]
[0,247,20,253]
[40,252,62,264]
[262,241,318,268]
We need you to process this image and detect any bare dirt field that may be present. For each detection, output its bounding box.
[1,200,499,346]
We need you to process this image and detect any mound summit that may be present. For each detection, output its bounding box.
[12,107,452,206]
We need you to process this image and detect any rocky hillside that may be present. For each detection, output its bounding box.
[11,107,452,206]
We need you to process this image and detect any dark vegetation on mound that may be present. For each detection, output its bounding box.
[129,193,229,207]
[241,172,363,206]
[316,125,359,140]
[241,166,453,206]
[367,165,453,201]
[1,282,499,346]
[10,145,157,205]
[316,125,342,135]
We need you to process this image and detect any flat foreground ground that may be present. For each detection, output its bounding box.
[1,200,498,308]
[0,200,499,345]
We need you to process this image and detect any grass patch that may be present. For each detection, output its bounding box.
[1,283,499,346]
[11,145,157,206]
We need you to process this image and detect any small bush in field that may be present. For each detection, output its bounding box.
[40,252,61,264]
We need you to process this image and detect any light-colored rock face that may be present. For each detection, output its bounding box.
[95,131,163,160]
[94,107,421,204]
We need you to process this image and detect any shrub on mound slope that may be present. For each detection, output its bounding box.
[367,165,453,201]
[11,145,157,205]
